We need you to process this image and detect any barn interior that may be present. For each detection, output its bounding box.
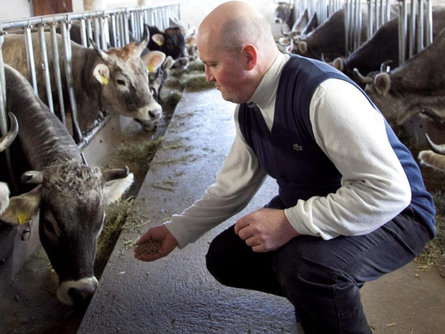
[0,0,444,333]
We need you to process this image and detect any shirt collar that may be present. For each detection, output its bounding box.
[248,52,290,110]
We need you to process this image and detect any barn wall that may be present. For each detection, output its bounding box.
[0,0,84,20]
[0,0,282,37]
[0,0,34,20]
[2,0,445,26]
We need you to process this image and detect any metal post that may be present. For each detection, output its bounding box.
[399,0,408,65]
[124,10,130,45]
[87,17,94,45]
[99,14,107,50]
[80,18,88,47]
[375,0,379,31]
[94,16,100,47]
[356,0,362,50]
[110,14,118,47]
[61,19,82,143]
[24,23,38,95]
[426,0,433,46]
[409,0,417,57]
[368,0,374,40]
[417,0,424,52]
[0,32,6,137]
[345,0,351,54]
[38,23,54,113]
[50,22,66,126]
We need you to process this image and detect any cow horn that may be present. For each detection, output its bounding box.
[421,107,445,124]
[380,60,393,73]
[89,38,110,63]
[136,26,150,56]
[0,112,19,152]
[353,68,372,84]
[425,133,445,155]
[102,166,130,181]
[21,171,43,184]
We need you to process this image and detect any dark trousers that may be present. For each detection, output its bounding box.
[205,205,431,334]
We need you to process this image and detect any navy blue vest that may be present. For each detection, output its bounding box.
[238,55,436,237]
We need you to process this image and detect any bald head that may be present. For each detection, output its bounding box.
[198,1,277,56]
[196,1,279,103]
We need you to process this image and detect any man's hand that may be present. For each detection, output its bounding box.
[234,208,299,252]
[134,225,178,262]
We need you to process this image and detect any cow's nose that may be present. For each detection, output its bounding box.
[69,283,97,306]
[149,109,161,120]
[57,276,98,306]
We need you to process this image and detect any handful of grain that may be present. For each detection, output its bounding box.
[135,239,161,255]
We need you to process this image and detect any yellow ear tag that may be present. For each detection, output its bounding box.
[148,64,155,73]
[156,40,163,46]
[100,74,109,85]
[17,211,31,225]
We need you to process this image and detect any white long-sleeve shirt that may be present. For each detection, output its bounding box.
[165,52,411,248]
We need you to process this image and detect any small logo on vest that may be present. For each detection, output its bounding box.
[293,143,303,151]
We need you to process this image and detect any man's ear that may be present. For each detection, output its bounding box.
[241,44,257,70]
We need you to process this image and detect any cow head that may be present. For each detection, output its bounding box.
[146,24,189,72]
[274,2,294,27]
[1,161,134,306]
[0,112,19,214]
[142,51,175,102]
[90,35,163,131]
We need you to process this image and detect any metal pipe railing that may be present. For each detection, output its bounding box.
[24,24,38,94]
[0,2,180,185]
[0,3,180,143]
[38,23,54,114]
[50,22,66,125]
[398,0,433,65]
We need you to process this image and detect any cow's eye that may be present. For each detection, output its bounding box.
[43,219,58,241]
[116,79,126,86]
[43,212,61,240]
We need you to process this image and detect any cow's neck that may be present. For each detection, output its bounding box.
[71,47,104,132]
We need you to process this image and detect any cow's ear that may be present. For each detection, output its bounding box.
[152,33,164,46]
[141,51,166,72]
[102,173,134,205]
[374,72,391,96]
[297,41,307,54]
[332,57,344,72]
[0,186,41,225]
[278,37,290,46]
[162,56,175,71]
[93,64,110,86]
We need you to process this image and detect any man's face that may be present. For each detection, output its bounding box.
[197,35,252,104]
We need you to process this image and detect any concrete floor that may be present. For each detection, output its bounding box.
[77,88,445,334]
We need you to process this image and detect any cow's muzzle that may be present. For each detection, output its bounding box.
[57,276,99,306]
